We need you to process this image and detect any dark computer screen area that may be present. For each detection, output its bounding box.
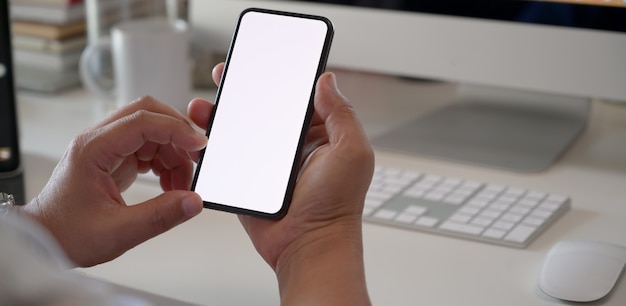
[0,0,21,173]
[299,0,626,33]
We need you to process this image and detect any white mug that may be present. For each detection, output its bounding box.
[80,18,192,114]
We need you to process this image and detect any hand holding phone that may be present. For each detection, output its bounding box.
[191,8,334,218]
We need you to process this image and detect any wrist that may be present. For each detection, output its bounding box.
[275,218,371,305]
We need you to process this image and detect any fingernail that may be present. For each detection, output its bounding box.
[327,72,338,91]
[182,195,203,218]
[326,72,348,101]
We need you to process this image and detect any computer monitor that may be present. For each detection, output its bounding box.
[189,0,626,171]
[1,0,25,203]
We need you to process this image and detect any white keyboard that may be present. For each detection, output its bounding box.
[364,166,570,248]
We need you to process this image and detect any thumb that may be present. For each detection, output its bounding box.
[118,191,203,249]
[314,72,350,120]
[314,72,368,146]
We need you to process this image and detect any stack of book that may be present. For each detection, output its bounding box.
[10,0,86,93]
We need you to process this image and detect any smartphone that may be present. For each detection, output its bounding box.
[191,8,334,218]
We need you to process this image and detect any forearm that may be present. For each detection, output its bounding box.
[275,222,371,306]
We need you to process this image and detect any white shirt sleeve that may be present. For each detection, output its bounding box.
[0,211,153,306]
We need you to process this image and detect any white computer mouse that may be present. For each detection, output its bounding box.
[538,240,626,302]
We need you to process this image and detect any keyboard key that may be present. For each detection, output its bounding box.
[504,187,525,196]
[518,198,540,208]
[482,228,507,240]
[363,207,375,216]
[365,198,384,209]
[423,174,443,183]
[530,209,552,219]
[526,191,547,200]
[402,171,421,180]
[414,180,436,189]
[458,206,481,216]
[404,205,428,215]
[504,224,537,243]
[452,189,474,197]
[383,185,405,194]
[522,216,546,227]
[479,210,502,219]
[395,214,418,224]
[442,177,462,186]
[538,201,561,212]
[484,184,505,192]
[449,214,472,223]
[440,221,484,235]
[443,195,466,205]
[367,190,395,201]
[491,220,515,231]
[510,206,531,215]
[467,198,489,208]
[500,213,523,223]
[475,192,498,201]
[415,216,439,227]
[489,201,513,211]
[404,189,426,199]
[424,191,447,202]
[546,194,568,204]
[461,180,483,189]
[373,209,397,220]
[471,217,494,227]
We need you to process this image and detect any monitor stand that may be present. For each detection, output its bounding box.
[371,84,590,172]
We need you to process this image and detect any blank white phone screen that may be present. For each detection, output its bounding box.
[194,11,330,215]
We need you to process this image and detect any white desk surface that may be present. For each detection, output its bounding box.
[16,69,626,305]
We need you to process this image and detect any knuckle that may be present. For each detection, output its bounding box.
[132,95,160,107]
[150,204,172,233]
[126,109,152,126]
[67,130,95,156]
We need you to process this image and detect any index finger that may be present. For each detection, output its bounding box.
[84,110,207,173]
[92,95,192,130]
[313,72,368,148]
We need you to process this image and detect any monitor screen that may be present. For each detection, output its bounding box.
[547,0,625,7]
[0,0,21,175]
[0,0,25,204]
[297,0,626,32]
